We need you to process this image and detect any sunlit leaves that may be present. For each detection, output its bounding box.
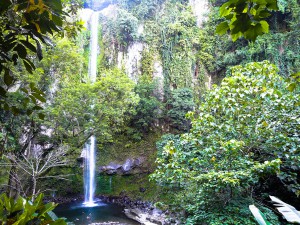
[216,0,278,41]
[46,68,139,148]
[0,193,66,225]
[0,0,72,114]
[215,21,229,35]
[152,61,300,223]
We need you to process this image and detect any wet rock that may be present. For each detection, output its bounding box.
[124,208,166,225]
[121,158,134,173]
[99,157,146,175]
[99,196,179,225]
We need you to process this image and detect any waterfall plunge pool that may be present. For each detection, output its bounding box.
[54,201,139,225]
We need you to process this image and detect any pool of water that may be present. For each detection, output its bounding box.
[54,200,139,225]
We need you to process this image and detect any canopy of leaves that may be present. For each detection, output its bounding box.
[0,0,83,114]
[0,0,64,110]
[166,88,194,132]
[46,68,139,149]
[152,61,300,224]
[216,0,279,41]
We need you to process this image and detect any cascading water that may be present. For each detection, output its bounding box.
[83,136,96,206]
[83,11,99,207]
[89,11,99,83]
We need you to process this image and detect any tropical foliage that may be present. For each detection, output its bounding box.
[216,0,278,41]
[0,193,66,225]
[152,61,300,224]
[0,0,300,224]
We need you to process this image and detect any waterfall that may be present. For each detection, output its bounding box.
[84,136,96,206]
[83,11,99,207]
[89,12,99,83]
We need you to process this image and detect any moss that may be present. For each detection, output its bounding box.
[140,48,155,82]
[97,174,160,201]
[93,132,164,201]
[97,131,161,171]
[39,167,83,197]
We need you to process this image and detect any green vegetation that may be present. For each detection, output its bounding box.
[97,174,159,201]
[1,0,300,224]
[0,193,66,225]
[152,61,299,224]
[216,0,278,41]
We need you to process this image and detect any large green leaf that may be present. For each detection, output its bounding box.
[249,205,271,225]
[216,22,229,35]
[270,196,300,223]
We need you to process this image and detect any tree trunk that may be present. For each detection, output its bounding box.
[32,176,37,201]
[7,164,20,199]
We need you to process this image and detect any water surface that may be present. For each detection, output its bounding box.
[54,201,139,225]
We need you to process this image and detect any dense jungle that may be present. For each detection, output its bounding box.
[0,0,299,224]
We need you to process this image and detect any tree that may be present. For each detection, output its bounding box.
[216,0,279,41]
[152,61,300,224]
[0,36,85,197]
[45,68,139,150]
[129,81,162,136]
[2,148,69,201]
[166,88,194,132]
[0,0,83,113]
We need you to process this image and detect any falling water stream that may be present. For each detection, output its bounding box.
[83,11,99,207]
[83,136,96,206]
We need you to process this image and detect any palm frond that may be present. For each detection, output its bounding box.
[249,205,271,225]
[270,195,300,224]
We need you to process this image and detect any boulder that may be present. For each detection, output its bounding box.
[124,207,169,225]
[121,158,134,173]
[99,162,122,174]
[99,157,146,175]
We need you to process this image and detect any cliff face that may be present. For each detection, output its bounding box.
[81,0,210,91]
[76,1,211,197]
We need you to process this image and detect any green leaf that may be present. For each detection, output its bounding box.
[32,105,43,110]
[216,22,229,35]
[249,205,271,225]
[32,93,46,103]
[244,24,263,41]
[38,113,45,120]
[287,82,296,92]
[4,71,14,86]
[23,59,33,74]
[38,202,57,217]
[52,14,63,27]
[14,44,27,59]
[231,32,243,41]
[219,1,233,17]
[20,40,37,53]
[266,0,279,10]
[260,20,269,33]
[291,72,300,80]
[35,40,43,60]
[29,95,37,104]
[0,86,7,96]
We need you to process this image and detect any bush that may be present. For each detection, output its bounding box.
[0,193,66,225]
